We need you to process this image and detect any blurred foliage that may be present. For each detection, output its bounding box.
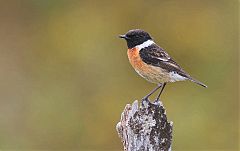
[0,0,238,150]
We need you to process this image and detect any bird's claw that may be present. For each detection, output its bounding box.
[141,97,150,107]
[153,98,161,105]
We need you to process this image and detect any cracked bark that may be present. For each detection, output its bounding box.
[116,99,173,151]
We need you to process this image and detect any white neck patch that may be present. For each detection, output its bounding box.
[135,40,155,50]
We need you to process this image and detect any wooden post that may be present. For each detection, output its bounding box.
[116,99,173,151]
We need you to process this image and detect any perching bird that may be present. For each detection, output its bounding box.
[119,29,207,101]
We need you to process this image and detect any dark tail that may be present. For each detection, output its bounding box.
[188,77,207,88]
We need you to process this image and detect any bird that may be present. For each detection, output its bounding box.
[119,29,207,102]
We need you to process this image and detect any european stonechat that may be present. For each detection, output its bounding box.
[119,29,207,101]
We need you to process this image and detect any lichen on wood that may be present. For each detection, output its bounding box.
[116,99,173,151]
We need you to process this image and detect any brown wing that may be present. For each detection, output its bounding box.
[139,44,191,78]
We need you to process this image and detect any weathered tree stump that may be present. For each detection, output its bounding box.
[116,99,173,151]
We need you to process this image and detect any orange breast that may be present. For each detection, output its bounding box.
[127,48,144,70]
[127,47,170,83]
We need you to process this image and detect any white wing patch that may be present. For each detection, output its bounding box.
[152,55,170,61]
[169,71,187,82]
[136,40,170,61]
[152,50,171,62]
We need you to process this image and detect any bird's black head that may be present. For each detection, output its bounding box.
[119,29,152,49]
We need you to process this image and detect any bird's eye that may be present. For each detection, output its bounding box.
[126,35,134,39]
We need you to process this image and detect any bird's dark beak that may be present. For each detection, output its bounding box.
[119,35,129,39]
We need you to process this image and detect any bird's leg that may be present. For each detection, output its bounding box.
[142,84,163,102]
[155,82,167,102]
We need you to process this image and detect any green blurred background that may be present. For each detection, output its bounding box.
[0,0,238,150]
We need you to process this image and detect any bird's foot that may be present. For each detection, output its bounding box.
[141,96,151,107]
[153,98,161,105]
